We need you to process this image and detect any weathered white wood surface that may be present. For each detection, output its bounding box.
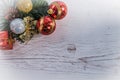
[0,0,120,80]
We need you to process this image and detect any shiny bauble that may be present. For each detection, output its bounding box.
[17,0,33,13]
[10,18,25,34]
[47,1,67,20]
[37,16,56,35]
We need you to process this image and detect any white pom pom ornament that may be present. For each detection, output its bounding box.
[10,18,25,34]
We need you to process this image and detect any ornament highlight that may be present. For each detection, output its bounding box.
[17,0,33,13]
[37,16,56,35]
[10,18,25,34]
[48,1,67,20]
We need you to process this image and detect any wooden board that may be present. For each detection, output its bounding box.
[0,0,120,80]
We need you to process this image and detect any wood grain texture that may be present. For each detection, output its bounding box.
[0,0,120,80]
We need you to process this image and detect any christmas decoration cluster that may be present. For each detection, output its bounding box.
[0,0,67,50]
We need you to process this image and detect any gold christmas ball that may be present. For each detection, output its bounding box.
[17,0,33,13]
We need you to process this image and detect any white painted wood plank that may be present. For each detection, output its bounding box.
[0,0,120,80]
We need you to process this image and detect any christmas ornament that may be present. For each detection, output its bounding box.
[37,16,56,35]
[0,0,68,50]
[17,0,33,13]
[10,18,25,34]
[19,16,37,43]
[47,1,67,20]
[0,31,14,50]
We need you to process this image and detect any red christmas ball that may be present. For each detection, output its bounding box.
[47,1,67,20]
[37,16,56,35]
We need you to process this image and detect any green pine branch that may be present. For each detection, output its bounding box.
[18,0,49,20]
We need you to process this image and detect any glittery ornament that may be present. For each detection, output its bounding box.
[17,0,33,13]
[19,16,37,43]
[10,18,25,34]
[47,1,67,20]
[37,16,56,35]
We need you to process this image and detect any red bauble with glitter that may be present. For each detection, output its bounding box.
[37,16,56,35]
[47,1,67,20]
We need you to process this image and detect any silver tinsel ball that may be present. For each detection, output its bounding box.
[10,18,25,34]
